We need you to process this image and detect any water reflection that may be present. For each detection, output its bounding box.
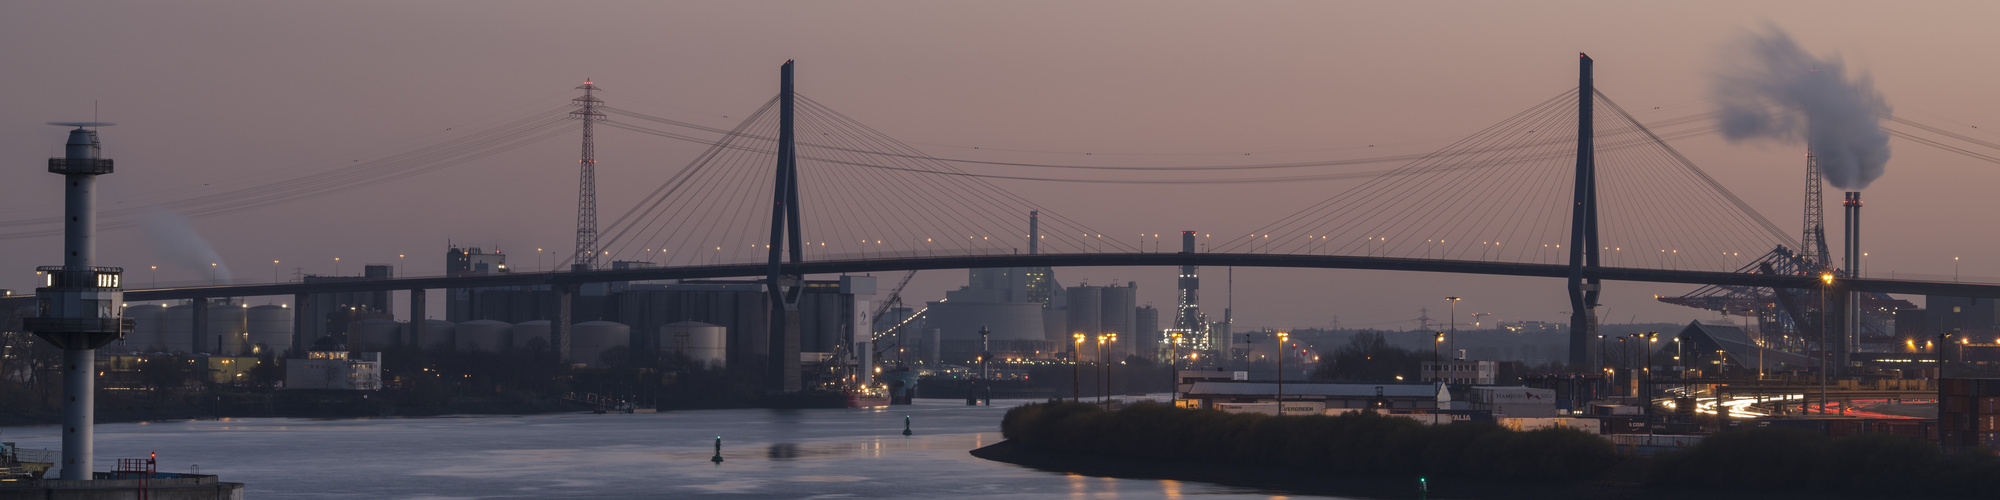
[1,400,1344,499]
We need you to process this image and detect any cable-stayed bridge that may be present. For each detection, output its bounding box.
[11,56,2000,392]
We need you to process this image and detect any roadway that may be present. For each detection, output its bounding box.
[8,252,2000,304]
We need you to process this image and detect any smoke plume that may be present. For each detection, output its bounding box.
[140,210,233,285]
[1712,25,1891,190]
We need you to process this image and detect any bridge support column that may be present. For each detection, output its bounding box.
[192,297,209,354]
[556,285,574,362]
[292,293,309,355]
[408,289,425,347]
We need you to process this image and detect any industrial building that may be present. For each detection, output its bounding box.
[435,248,870,374]
[1183,380,1451,411]
[925,276,1157,364]
[926,266,1060,364]
[294,265,395,348]
[1673,321,1816,374]
[1421,360,1498,385]
[284,350,383,390]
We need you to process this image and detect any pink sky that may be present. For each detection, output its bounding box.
[4,1,1998,331]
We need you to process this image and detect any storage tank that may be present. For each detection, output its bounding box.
[570,321,631,367]
[207,304,250,355]
[456,320,512,352]
[514,320,551,350]
[247,305,292,355]
[161,304,195,354]
[120,304,168,353]
[660,322,726,368]
[1099,284,1137,359]
[1066,285,1103,339]
[403,320,457,349]
[349,319,402,351]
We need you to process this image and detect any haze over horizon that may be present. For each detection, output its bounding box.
[5,1,2000,333]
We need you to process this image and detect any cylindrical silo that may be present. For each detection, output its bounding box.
[121,304,168,353]
[349,319,402,352]
[570,321,631,367]
[1066,285,1103,340]
[404,320,456,349]
[1099,285,1137,360]
[247,305,293,355]
[514,320,551,350]
[660,321,726,368]
[456,319,512,352]
[162,304,195,354]
[208,304,250,356]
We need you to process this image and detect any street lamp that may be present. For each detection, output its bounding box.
[1819,272,1834,414]
[1644,332,1657,420]
[1170,332,1183,399]
[1445,297,1461,358]
[1276,332,1290,407]
[1105,333,1117,409]
[399,254,406,277]
[1073,333,1085,403]
[1096,333,1109,407]
[1433,332,1445,383]
[273,260,280,283]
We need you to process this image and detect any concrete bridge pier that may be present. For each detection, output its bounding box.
[408,288,425,346]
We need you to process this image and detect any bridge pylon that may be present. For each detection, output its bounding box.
[1567,54,1602,368]
[767,61,805,393]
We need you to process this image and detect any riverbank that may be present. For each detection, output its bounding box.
[973,439,1653,500]
[989,400,2000,499]
[974,439,1993,500]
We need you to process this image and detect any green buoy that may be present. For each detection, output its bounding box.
[903,415,913,436]
[711,436,724,464]
[1418,476,1428,500]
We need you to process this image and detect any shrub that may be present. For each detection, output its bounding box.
[1647,427,2000,495]
[1000,401,1615,481]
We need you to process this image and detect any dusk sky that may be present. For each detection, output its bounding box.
[5,1,1998,332]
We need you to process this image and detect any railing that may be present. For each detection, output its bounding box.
[12,448,57,464]
[48,158,113,175]
[22,317,134,334]
[1609,434,1704,448]
[559,392,633,410]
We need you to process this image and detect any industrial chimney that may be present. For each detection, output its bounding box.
[1841,191,1861,372]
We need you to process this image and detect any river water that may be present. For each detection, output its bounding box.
[2,400,1342,499]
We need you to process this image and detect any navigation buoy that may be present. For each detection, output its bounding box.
[711,436,724,464]
[903,415,913,436]
[1418,476,1428,500]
